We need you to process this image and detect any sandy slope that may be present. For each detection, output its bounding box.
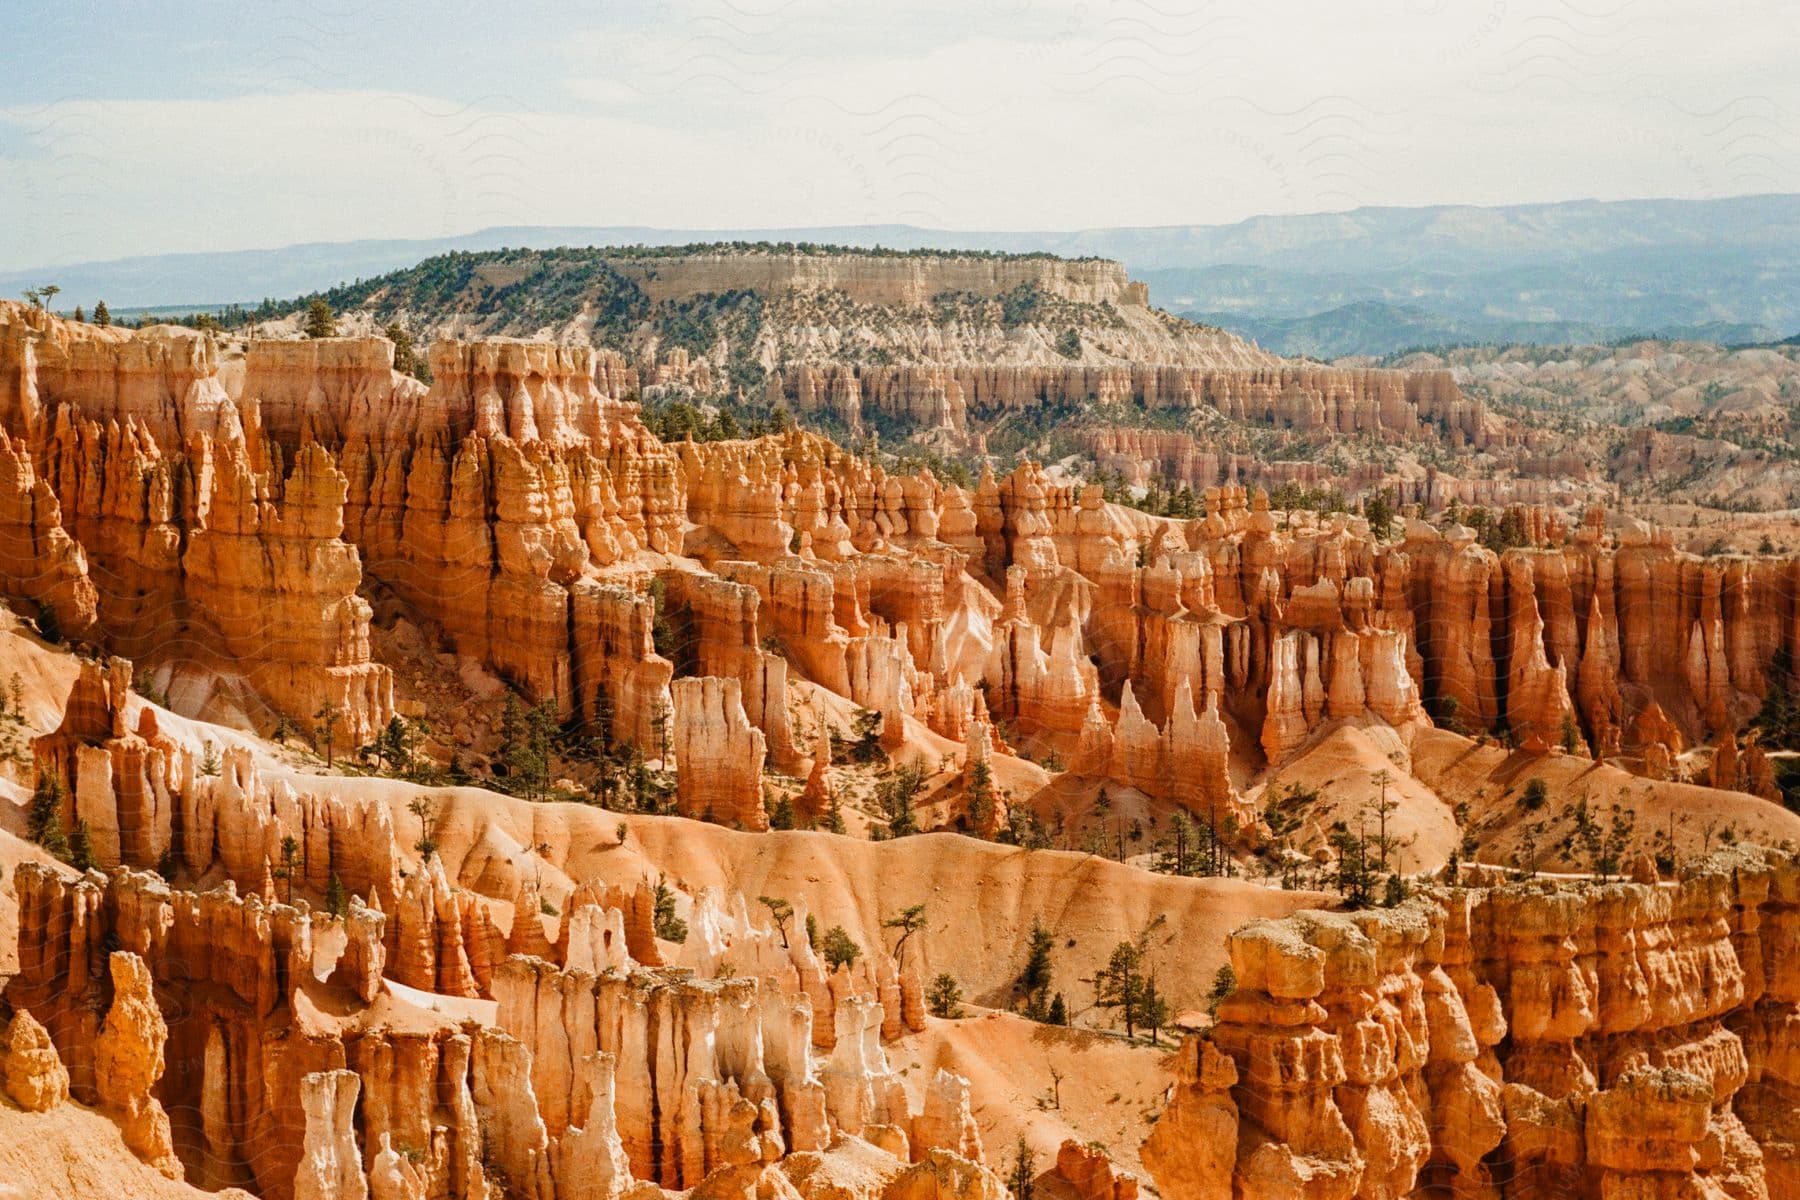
[888,1010,1173,1179]
[1409,726,1800,869]
[1259,723,1462,873]
[272,768,1324,1017]
[0,1098,244,1200]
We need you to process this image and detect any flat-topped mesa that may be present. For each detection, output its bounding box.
[1144,845,1800,1200]
[612,250,1141,307]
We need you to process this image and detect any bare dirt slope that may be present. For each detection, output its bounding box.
[1409,726,1800,870]
[0,1099,245,1200]
[296,770,1326,1017]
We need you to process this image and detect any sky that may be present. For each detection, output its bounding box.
[2,0,1798,271]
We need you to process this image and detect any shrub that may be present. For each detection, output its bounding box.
[1520,778,1549,811]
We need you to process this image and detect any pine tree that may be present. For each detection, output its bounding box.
[379,715,420,777]
[1206,963,1236,1019]
[1009,1137,1037,1200]
[1018,918,1055,1018]
[313,698,343,767]
[1046,992,1068,1025]
[408,796,437,860]
[876,763,924,835]
[966,757,995,832]
[758,896,795,947]
[497,695,555,800]
[769,794,795,830]
[27,773,66,853]
[927,973,964,1018]
[819,925,861,972]
[1363,488,1396,540]
[326,872,349,919]
[68,819,96,871]
[93,300,111,326]
[275,835,301,903]
[653,874,688,942]
[883,904,927,967]
[592,684,615,757]
[303,297,336,338]
[385,321,419,377]
[1094,940,1149,1038]
[1140,973,1169,1044]
[72,304,84,323]
[1560,713,1582,755]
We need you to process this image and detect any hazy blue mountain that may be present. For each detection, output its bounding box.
[9,195,1799,352]
[1188,300,1785,359]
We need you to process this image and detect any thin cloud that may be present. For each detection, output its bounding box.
[1,0,1797,269]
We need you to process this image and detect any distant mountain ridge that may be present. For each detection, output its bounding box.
[1189,300,1787,360]
[9,194,1798,353]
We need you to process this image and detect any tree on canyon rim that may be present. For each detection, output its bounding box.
[304,297,336,338]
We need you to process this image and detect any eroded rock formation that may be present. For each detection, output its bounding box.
[1145,845,1800,1200]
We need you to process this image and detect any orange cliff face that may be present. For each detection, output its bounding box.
[1144,845,1800,1200]
[6,293,1800,821]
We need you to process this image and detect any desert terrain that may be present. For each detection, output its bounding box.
[2,249,1799,1200]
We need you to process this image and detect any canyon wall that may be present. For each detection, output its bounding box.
[5,300,1798,816]
[1143,844,1800,1200]
[774,362,1484,445]
[8,854,969,1200]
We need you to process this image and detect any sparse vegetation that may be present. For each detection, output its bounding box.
[653,874,688,943]
[819,925,861,972]
[927,973,964,1018]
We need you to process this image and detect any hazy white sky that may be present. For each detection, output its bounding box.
[3,0,1797,269]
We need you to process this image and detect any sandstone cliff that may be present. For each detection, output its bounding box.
[1144,845,1800,1200]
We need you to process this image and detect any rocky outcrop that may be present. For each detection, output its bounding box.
[0,305,396,740]
[1052,1140,1138,1200]
[673,676,769,829]
[33,656,190,869]
[294,1071,368,1200]
[13,300,1796,789]
[1074,681,1242,828]
[0,425,98,635]
[1143,845,1800,1200]
[184,433,393,745]
[94,951,182,1179]
[2,1008,70,1112]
